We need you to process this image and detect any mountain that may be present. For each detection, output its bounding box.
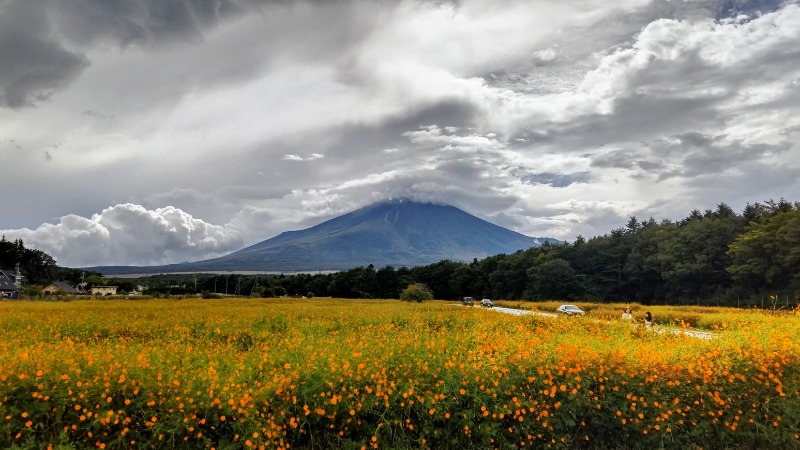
[90,200,560,274]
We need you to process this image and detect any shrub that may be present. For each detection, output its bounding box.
[22,285,43,299]
[399,283,433,302]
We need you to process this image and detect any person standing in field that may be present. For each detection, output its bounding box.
[644,311,653,328]
[621,307,633,321]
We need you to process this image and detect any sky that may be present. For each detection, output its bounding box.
[2,0,799,268]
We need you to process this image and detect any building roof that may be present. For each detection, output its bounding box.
[50,281,81,294]
[0,277,18,291]
[0,270,15,281]
[0,269,19,290]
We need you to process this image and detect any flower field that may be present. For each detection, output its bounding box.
[1,299,798,449]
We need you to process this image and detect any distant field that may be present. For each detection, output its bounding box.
[1,299,798,449]
[494,300,799,330]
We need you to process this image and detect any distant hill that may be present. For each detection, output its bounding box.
[89,200,560,274]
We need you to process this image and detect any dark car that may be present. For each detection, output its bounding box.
[462,296,474,306]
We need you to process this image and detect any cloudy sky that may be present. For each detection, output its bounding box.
[2,0,799,267]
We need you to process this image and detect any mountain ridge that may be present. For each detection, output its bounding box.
[88,200,560,275]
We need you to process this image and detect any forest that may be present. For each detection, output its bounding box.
[128,199,799,307]
[3,199,798,307]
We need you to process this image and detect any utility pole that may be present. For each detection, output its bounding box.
[250,277,258,297]
[13,262,23,287]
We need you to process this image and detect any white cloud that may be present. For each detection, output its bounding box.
[282,153,325,162]
[1,204,243,267]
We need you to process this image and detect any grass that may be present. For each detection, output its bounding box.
[1,298,799,449]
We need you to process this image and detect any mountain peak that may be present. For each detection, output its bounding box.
[208,200,556,271]
[92,200,560,274]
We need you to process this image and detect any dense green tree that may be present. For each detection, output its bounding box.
[305,274,332,298]
[728,208,800,294]
[375,266,400,299]
[449,265,475,298]
[570,235,618,300]
[622,218,664,304]
[656,205,743,302]
[526,258,578,300]
[410,260,464,300]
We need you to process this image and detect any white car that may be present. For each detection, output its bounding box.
[480,298,493,308]
[556,304,585,316]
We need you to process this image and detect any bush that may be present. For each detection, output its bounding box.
[22,285,43,299]
[399,283,433,302]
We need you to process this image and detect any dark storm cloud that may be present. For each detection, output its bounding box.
[589,148,665,172]
[0,0,294,108]
[0,0,455,109]
[717,0,788,18]
[0,0,89,108]
[82,110,115,120]
[51,0,241,46]
[651,132,791,178]
[588,131,790,180]
[547,94,726,151]
[0,0,240,108]
[520,171,591,188]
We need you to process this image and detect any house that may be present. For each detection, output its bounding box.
[0,270,20,299]
[90,286,118,296]
[43,281,82,296]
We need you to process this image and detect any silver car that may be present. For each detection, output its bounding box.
[480,298,493,308]
[556,304,585,316]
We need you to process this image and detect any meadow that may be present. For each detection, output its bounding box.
[1,299,798,449]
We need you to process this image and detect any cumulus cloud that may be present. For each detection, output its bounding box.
[1,204,243,267]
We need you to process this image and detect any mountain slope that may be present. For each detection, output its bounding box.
[91,200,559,274]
